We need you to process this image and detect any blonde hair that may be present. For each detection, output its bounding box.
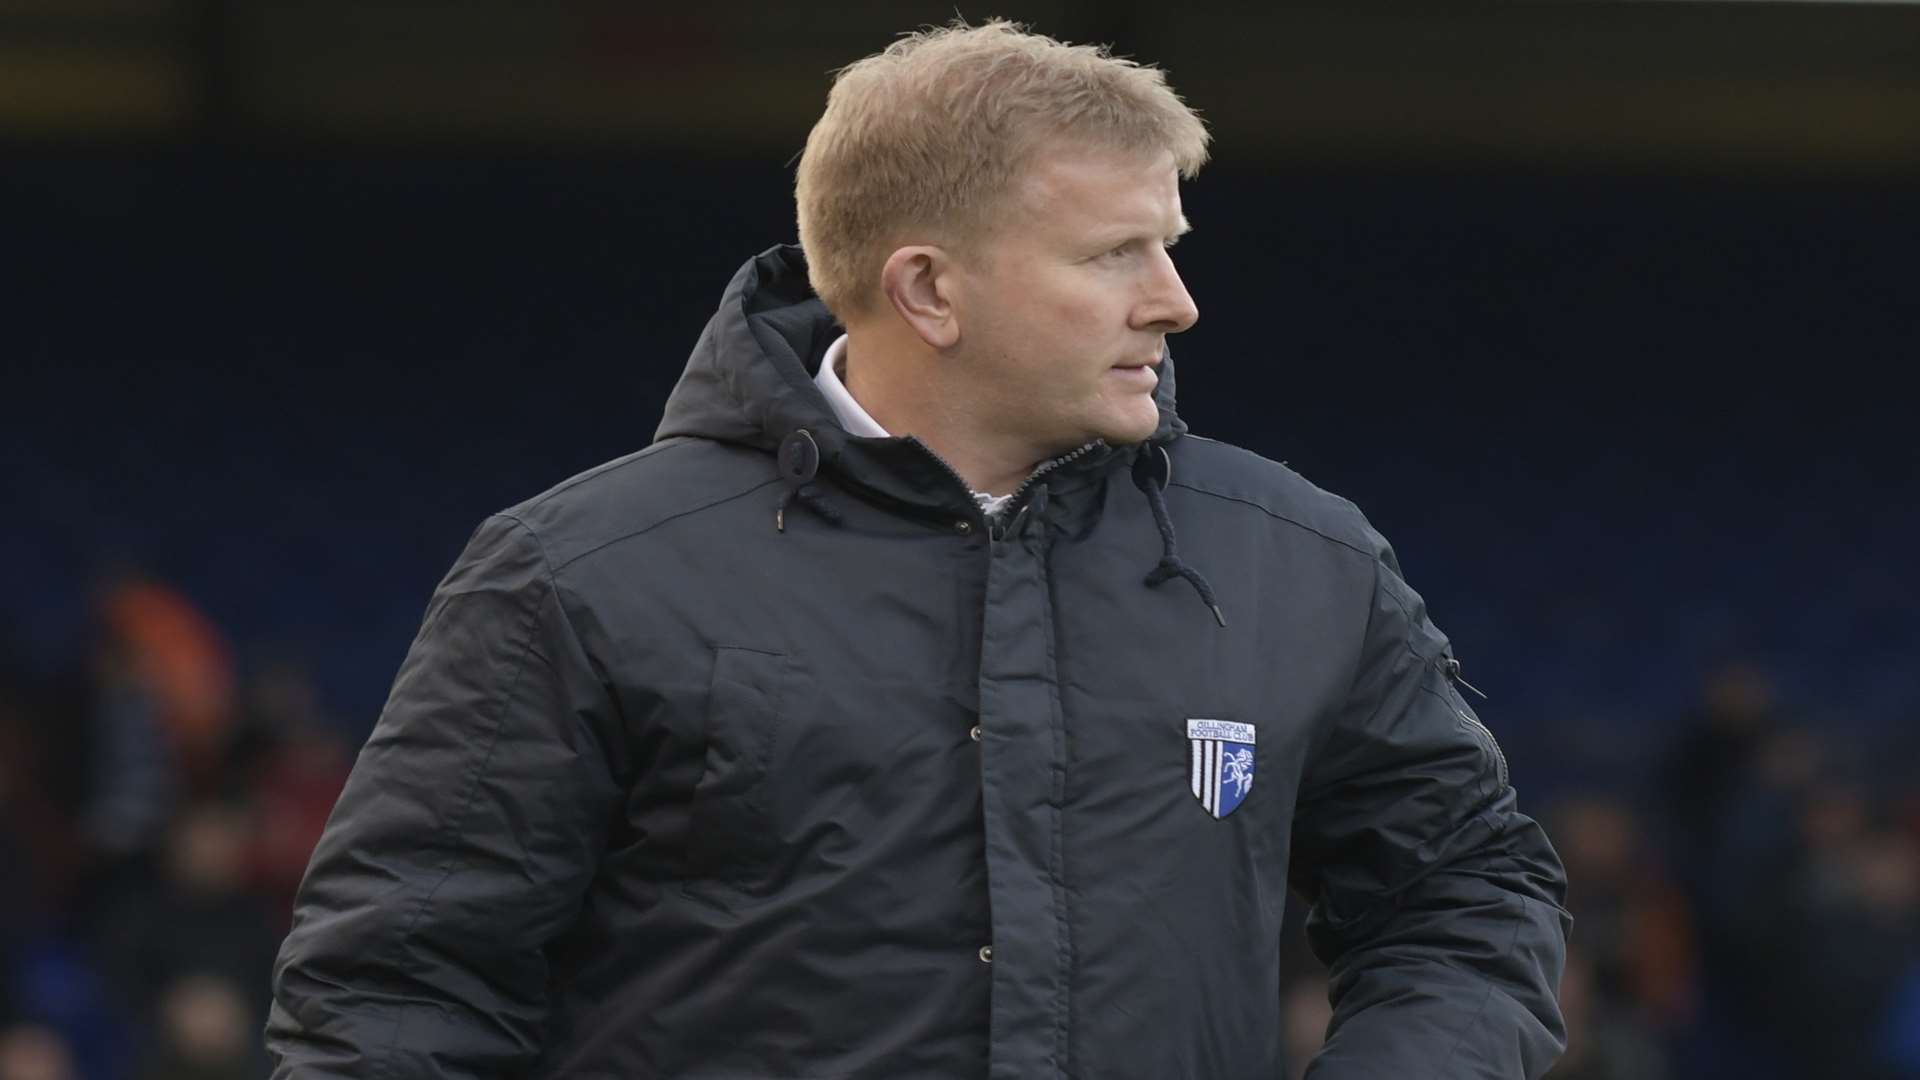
[795,19,1209,320]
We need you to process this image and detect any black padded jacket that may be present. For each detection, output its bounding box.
[266,245,1569,1079]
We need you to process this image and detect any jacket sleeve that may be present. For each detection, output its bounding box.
[266,514,624,1079]
[1289,531,1570,1079]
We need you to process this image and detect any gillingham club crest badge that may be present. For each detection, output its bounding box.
[1188,718,1256,819]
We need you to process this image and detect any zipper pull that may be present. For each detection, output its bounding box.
[990,501,1033,541]
[1443,657,1489,700]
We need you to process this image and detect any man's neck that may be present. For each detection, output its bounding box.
[840,334,1040,497]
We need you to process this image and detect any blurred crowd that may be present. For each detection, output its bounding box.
[1282,666,1920,1079]
[3,576,1916,1079]
[1,578,351,1080]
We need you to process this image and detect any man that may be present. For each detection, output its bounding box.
[267,20,1569,1079]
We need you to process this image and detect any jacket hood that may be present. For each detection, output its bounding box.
[654,244,1189,462]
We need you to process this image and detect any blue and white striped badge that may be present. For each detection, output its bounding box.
[1188,718,1256,819]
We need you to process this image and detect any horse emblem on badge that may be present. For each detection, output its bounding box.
[1188,719,1256,818]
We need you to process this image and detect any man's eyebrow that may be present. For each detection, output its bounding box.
[1092,215,1193,251]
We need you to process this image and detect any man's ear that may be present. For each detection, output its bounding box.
[879,245,960,350]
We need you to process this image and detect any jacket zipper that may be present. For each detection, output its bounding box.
[903,436,1107,538]
[902,435,989,525]
[1442,656,1489,700]
[1440,658,1507,789]
[1464,711,1509,790]
[992,440,1107,540]
[1006,439,1105,508]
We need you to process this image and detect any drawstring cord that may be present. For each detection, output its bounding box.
[773,430,1223,629]
[1134,446,1226,628]
[775,484,842,532]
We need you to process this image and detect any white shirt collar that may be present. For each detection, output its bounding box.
[811,334,1014,518]
[813,334,891,439]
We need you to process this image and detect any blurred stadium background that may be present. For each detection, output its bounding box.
[2,2,1917,1077]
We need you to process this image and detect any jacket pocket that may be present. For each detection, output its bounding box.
[685,645,793,894]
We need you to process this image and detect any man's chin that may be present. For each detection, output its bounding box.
[1094,403,1164,446]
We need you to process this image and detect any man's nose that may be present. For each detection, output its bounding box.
[1135,251,1200,334]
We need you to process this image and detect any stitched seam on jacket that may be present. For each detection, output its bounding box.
[518,436,701,509]
[373,518,548,1080]
[548,475,787,572]
[499,512,628,791]
[1166,480,1376,559]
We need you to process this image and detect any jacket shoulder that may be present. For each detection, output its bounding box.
[1167,434,1384,561]
[493,437,776,570]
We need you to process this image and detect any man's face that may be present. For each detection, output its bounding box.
[948,145,1199,459]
